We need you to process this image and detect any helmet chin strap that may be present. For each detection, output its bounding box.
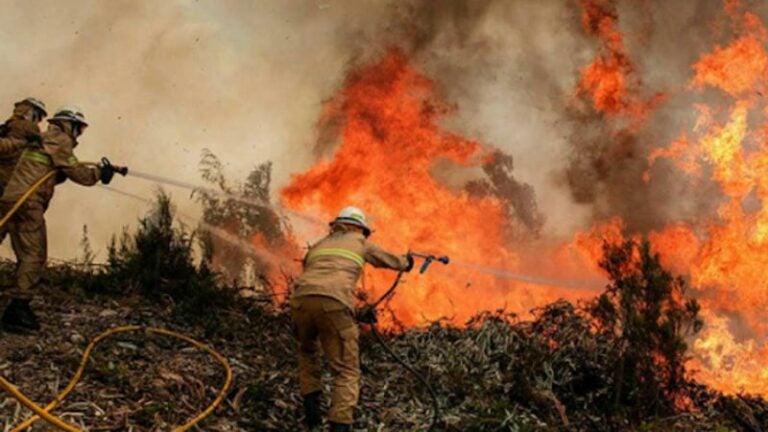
[71,122,85,138]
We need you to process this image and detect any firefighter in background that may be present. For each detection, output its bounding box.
[0,106,122,333]
[291,207,413,431]
[0,98,48,192]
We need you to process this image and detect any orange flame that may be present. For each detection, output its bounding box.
[576,0,665,123]
[643,4,768,396]
[692,34,768,97]
[275,0,768,399]
[281,50,595,326]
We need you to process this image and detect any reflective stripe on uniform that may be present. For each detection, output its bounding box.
[21,149,52,166]
[306,248,365,268]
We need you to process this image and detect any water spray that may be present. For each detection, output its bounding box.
[449,260,603,290]
[101,173,599,432]
[118,169,603,291]
[124,169,324,226]
[100,185,292,268]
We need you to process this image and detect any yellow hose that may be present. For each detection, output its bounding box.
[0,170,56,228]
[0,170,234,431]
[3,326,233,432]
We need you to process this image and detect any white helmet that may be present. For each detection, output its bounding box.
[331,206,372,236]
[50,105,88,127]
[15,97,47,118]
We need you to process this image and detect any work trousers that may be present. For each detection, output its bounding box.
[0,201,46,299]
[291,295,360,425]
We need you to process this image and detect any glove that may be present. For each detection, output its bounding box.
[99,166,115,184]
[404,252,415,272]
[55,170,68,184]
[26,131,42,147]
[357,306,378,324]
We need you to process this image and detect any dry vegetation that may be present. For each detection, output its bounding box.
[0,161,766,431]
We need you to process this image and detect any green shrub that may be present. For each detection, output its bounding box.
[71,191,235,328]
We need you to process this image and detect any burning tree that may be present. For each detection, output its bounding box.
[195,149,297,289]
[359,239,744,431]
[589,240,703,419]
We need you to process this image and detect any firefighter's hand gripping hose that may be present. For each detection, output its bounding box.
[361,252,450,432]
[0,171,232,432]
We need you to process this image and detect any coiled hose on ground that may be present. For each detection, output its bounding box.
[0,170,233,431]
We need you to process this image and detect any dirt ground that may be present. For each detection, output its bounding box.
[0,286,297,431]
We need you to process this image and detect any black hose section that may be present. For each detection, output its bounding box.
[369,321,441,431]
[366,269,442,430]
[371,271,403,309]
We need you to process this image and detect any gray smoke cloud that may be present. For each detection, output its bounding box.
[316,0,597,239]
[559,0,727,233]
[0,0,389,260]
[0,0,754,261]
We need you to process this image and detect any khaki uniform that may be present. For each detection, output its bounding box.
[1,123,100,298]
[291,229,409,425]
[0,106,40,190]
[0,131,31,189]
[0,107,40,246]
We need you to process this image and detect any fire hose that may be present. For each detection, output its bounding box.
[358,252,450,432]
[0,165,233,432]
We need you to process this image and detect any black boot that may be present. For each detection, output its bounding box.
[329,422,351,432]
[303,391,322,429]
[2,299,40,333]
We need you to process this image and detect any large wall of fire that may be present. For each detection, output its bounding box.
[278,0,768,398]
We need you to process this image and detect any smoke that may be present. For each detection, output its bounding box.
[0,0,762,258]
[363,0,768,240]
[306,1,594,239]
[563,1,718,233]
[0,0,391,260]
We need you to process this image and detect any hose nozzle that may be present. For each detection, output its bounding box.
[410,252,450,274]
[101,157,129,176]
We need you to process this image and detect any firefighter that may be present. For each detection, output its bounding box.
[0,98,48,192]
[0,106,121,333]
[291,206,413,431]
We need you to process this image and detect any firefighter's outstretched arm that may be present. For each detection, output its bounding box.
[364,242,413,272]
[61,159,100,186]
[45,132,100,186]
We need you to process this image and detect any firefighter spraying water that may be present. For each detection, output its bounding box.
[288,206,452,431]
[289,207,411,431]
[0,106,128,333]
